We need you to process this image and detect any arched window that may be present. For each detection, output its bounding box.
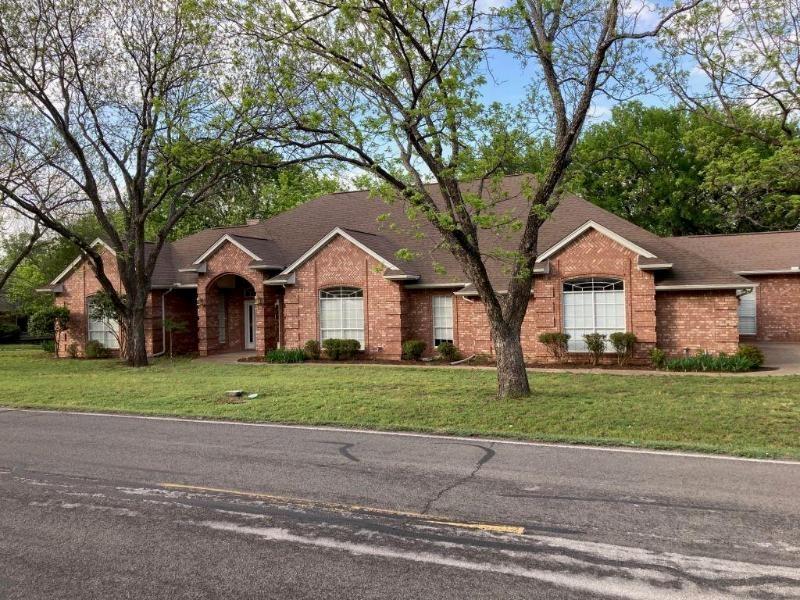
[562,278,625,352]
[87,296,120,349]
[319,287,364,347]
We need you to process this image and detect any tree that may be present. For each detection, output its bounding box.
[0,217,42,293]
[570,102,800,235]
[237,0,699,398]
[0,0,286,366]
[658,0,800,229]
[28,305,70,355]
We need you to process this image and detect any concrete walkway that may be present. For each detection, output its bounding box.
[757,342,800,375]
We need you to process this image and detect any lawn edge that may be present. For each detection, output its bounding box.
[3,403,798,462]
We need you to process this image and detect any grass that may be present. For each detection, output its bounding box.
[1,345,799,459]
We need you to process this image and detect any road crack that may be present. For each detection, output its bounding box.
[421,442,495,515]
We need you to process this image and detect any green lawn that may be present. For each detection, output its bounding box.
[1,345,798,459]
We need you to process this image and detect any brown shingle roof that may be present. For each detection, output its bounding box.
[668,231,800,274]
[135,174,758,290]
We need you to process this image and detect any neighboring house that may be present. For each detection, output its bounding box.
[37,175,800,362]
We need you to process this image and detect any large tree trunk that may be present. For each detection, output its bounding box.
[491,323,530,399]
[125,304,149,367]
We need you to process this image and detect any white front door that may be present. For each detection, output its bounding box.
[244,300,256,350]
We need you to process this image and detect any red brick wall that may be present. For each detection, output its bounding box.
[282,235,403,359]
[162,289,199,355]
[54,247,160,357]
[655,290,740,356]
[196,243,265,356]
[744,275,800,342]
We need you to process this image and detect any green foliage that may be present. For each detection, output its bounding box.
[583,333,606,366]
[538,332,569,362]
[570,103,800,235]
[85,340,111,359]
[0,323,21,343]
[649,348,667,370]
[401,339,426,361]
[322,339,361,361]
[87,291,122,324]
[736,344,765,368]
[665,352,757,373]
[66,343,79,359]
[303,339,321,360]
[436,341,461,362]
[41,339,55,353]
[266,348,307,363]
[28,306,70,337]
[609,332,637,366]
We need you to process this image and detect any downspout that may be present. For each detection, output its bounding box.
[151,288,173,357]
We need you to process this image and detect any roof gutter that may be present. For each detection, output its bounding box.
[654,283,758,291]
[735,268,800,275]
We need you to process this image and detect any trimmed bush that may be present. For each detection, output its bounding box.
[436,341,461,362]
[0,323,21,343]
[402,339,426,361]
[538,332,569,362]
[322,338,361,360]
[736,344,764,368]
[609,332,637,366]
[304,339,321,360]
[266,348,307,363]
[583,333,606,366]
[85,340,110,359]
[649,347,667,370]
[41,339,56,353]
[29,306,70,337]
[665,351,757,372]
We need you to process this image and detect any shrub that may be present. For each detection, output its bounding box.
[304,339,321,360]
[402,339,426,360]
[0,323,21,343]
[66,343,79,358]
[649,347,667,370]
[538,332,569,362]
[85,340,110,359]
[29,306,70,337]
[322,338,361,360]
[436,341,461,362]
[665,352,757,372]
[266,348,307,363]
[583,333,606,366]
[736,344,764,368]
[609,332,637,365]
[41,339,56,353]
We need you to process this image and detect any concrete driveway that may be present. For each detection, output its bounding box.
[757,342,800,374]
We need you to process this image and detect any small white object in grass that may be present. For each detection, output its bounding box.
[226,390,244,397]
[247,393,259,399]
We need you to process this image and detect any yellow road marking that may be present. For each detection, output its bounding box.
[159,482,524,536]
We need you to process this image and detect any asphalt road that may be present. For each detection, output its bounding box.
[1,408,799,599]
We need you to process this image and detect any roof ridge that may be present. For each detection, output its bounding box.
[672,229,800,239]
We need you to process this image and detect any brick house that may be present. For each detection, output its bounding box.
[39,175,800,362]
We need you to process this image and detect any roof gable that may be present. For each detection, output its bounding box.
[536,220,658,262]
[193,234,263,265]
[50,238,116,285]
[279,227,400,275]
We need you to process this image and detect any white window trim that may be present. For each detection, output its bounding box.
[432,295,454,348]
[738,288,757,336]
[562,278,626,353]
[86,296,120,350]
[318,287,365,348]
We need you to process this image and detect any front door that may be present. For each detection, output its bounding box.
[244,300,256,350]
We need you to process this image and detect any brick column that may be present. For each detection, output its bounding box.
[197,291,209,356]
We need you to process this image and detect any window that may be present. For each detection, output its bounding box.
[320,287,364,347]
[738,289,757,335]
[87,297,119,349]
[432,295,454,346]
[562,278,625,352]
[218,294,226,344]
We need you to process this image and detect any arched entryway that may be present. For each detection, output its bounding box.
[205,273,257,355]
